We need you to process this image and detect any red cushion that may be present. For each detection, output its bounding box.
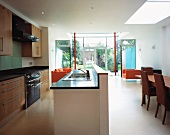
[58,68,63,71]
[55,69,59,72]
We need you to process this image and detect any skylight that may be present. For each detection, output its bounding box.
[125,1,170,24]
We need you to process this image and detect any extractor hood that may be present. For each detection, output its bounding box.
[12,15,39,42]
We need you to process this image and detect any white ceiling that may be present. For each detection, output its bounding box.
[2,0,169,38]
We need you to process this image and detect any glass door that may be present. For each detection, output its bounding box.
[96,48,107,70]
[83,47,108,70]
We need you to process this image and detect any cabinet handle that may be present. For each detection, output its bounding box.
[2,95,21,106]
[36,46,39,55]
[0,37,3,51]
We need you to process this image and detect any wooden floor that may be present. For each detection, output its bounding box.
[0,75,170,135]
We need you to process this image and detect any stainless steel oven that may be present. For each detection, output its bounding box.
[26,76,41,108]
[12,68,41,109]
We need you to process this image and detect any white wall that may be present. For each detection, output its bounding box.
[120,26,162,71]
[161,24,170,76]
[48,27,71,71]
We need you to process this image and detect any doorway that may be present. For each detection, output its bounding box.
[83,47,108,70]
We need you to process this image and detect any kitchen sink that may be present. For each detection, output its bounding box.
[68,73,86,78]
[63,73,91,81]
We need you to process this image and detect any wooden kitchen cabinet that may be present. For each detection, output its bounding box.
[0,4,12,56]
[40,69,49,99]
[22,25,42,57]
[0,76,25,124]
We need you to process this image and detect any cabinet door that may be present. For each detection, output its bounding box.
[22,25,42,57]
[0,4,12,56]
[0,76,25,122]
[32,25,42,57]
[40,70,49,99]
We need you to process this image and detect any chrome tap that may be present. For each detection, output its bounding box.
[78,69,90,78]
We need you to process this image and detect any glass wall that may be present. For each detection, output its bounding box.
[56,40,71,68]
[55,35,136,74]
[84,37,106,47]
[71,34,116,71]
[84,48,95,69]
[96,48,106,70]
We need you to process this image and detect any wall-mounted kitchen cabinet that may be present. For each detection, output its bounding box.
[0,4,12,56]
[22,25,42,57]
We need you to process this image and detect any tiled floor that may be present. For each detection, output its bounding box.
[0,76,170,135]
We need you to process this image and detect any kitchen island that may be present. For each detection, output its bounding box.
[50,65,109,135]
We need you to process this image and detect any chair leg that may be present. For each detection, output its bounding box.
[141,94,145,106]
[146,96,150,111]
[162,107,167,125]
[155,103,159,118]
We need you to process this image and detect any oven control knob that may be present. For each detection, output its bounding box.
[27,75,31,78]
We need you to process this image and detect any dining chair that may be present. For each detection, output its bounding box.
[141,71,156,110]
[141,67,154,75]
[154,73,170,125]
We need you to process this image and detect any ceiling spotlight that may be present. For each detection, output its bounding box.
[42,12,44,15]
[53,24,55,26]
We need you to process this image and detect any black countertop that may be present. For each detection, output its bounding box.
[50,69,99,89]
[0,66,49,82]
[0,74,25,82]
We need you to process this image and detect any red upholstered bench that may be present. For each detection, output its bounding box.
[122,69,141,79]
[51,68,72,82]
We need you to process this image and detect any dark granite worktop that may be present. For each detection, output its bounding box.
[0,66,49,82]
[50,69,99,89]
[0,74,24,82]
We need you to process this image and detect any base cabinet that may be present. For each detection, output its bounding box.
[0,76,25,125]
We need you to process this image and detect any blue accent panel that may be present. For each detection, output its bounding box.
[126,46,136,69]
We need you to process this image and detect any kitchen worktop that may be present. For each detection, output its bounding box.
[0,66,49,82]
[50,69,99,89]
[0,74,24,82]
[51,65,109,135]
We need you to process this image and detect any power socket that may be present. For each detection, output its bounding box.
[29,62,32,65]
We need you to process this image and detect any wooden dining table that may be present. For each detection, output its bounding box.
[136,74,170,91]
[147,75,170,91]
[136,74,170,105]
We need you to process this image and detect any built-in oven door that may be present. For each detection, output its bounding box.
[26,81,41,108]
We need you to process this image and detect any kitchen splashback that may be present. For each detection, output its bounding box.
[0,41,22,70]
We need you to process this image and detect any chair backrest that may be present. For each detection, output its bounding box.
[141,67,153,75]
[154,73,166,106]
[141,71,150,95]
